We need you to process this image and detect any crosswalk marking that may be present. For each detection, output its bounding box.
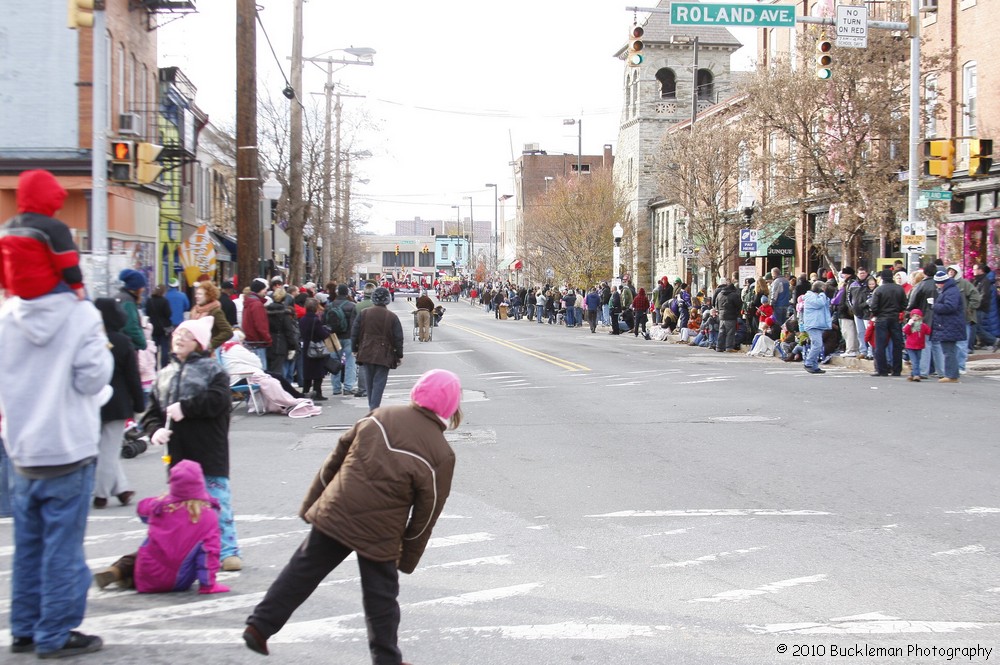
[689,574,827,603]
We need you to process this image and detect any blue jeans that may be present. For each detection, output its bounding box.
[363,364,391,411]
[907,348,922,377]
[804,329,824,369]
[205,475,239,560]
[330,338,356,393]
[11,461,95,653]
[940,340,960,379]
[854,316,870,356]
[602,304,610,325]
[0,438,12,517]
[565,307,575,327]
[956,324,970,371]
[536,305,544,322]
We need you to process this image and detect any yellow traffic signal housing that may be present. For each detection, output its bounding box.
[815,40,833,79]
[67,0,94,29]
[109,140,134,183]
[969,139,993,178]
[923,139,955,179]
[395,244,400,256]
[136,142,164,184]
[627,25,644,67]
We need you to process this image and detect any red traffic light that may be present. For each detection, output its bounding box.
[631,25,644,39]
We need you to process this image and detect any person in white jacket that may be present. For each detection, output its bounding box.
[0,291,113,658]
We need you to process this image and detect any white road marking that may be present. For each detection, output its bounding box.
[426,532,494,548]
[932,545,985,556]
[234,514,300,522]
[945,507,1000,514]
[607,382,642,387]
[0,529,147,557]
[586,509,832,518]
[526,524,549,530]
[675,376,735,385]
[656,547,765,568]
[638,529,690,538]
[478,371,521,377]
[440,621,671,640]
[689,574,827,603]
[407,350,474,354]
[747,611,999,634]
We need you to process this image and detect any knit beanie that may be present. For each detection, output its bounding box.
[410,369,462,421]
[174,316,214,350]
[118,268,147,291]
[372,287,391,306]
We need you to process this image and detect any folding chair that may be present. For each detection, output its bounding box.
[230,373,264,416]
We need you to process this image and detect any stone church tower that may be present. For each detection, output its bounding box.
[612,0,742,288]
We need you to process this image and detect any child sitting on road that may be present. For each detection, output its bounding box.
[93,460,230,594]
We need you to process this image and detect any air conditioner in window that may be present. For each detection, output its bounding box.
[919,0,938,12]
[118,112,141,136]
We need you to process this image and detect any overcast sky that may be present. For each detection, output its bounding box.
[158,1,754,235]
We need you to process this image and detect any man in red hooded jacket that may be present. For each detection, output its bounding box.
[0,170,85,300]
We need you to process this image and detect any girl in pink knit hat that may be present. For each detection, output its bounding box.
[243,369,462,663]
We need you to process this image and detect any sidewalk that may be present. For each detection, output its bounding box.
[458,298,1000,375]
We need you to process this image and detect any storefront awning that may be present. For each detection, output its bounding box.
[497,258,513,270]
[210,231,236,262]
[756,234,795,258]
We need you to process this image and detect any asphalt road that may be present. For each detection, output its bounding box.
[2,298,999,664]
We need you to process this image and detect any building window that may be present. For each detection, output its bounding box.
[963,61,977,136]
[440,245,448,260]
[116,43,125,118]
[571,164,591,173]
[128,54,136,113]
[924,74,938,138]
[696,69,714,101]
[630,71,640,119]
[656,68,677,99]
[418,252,435,268]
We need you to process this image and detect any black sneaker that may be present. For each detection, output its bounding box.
[10,636,34,653]
[37,632,102,659]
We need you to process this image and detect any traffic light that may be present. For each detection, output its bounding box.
[395,244,400,256]
[627,24,644,67]
[923,139,955,179]
[109,140,134,183]
[969,138,993,178]
[422,245,429,254]
[815,40,833,79]
[136,142,163,184]
[67,0,94,29]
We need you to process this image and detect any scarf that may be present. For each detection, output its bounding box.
[155,353,226,404]
[191,300,221,319]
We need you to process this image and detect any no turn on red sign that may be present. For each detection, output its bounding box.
[836,5,868,48]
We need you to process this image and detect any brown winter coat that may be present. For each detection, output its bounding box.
[352,305,404,368]
[299,404,455,573]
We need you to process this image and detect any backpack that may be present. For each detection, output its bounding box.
[324,300,349,335]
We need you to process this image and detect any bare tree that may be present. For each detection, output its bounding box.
[738,30,942,269]
[654,116,753,287]
[521,170,632,288]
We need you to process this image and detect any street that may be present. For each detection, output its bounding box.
[2,298,1000,664]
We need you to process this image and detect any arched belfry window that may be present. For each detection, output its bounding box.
[696,69,714,101]
[656,68,677,100]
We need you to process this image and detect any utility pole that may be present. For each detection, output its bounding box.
[333,92,342,280]
[288,0,305,284]
[235,0,260,287]
[322,62,334,284]
[90,5,109,296]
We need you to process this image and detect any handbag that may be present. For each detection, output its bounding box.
[305,319,330,359]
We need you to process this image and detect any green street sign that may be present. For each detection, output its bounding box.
[920,189,953,201]
[670,2,797,27]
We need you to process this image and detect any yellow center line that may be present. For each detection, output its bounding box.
[446,322,591,372]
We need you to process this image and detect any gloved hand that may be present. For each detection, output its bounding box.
[151,428,172,446]
[166,402,185,422]
[198,582,231,594]
[287,350,296,360]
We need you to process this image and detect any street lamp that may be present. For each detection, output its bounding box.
[262,177,282,277]
[562,118,582,177]
[450,205,463,272]
[485,183,498,270]
[464,195,474,275]
[612,222,624,286]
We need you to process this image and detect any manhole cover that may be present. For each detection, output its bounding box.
[711,416,780,423]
